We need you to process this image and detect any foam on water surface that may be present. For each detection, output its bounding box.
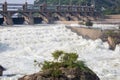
[0,24,120,80]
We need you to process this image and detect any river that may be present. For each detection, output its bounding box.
[0,24,120,80]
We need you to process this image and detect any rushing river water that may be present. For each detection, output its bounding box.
[0,24,120,80]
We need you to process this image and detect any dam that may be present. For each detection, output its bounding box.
[0,1,99,25]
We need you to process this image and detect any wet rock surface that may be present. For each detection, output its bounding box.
[19,67,100,80]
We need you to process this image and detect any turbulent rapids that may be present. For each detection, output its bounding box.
[0,24,120,80]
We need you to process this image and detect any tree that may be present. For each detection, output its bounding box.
[34,0,120,14]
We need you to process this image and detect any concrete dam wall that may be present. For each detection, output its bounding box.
[66,26,120,50]
[67,27,103,40]
[0,18,43,25]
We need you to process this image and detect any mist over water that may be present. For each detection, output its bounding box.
[0,24,120,80]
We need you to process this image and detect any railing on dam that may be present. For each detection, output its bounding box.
[0,2,98,25]
[0,3,33,11]
[0,2,95,12]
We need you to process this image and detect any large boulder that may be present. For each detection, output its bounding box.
[107,36,116,50]
[19,51,100,80]
[19,67,99,80]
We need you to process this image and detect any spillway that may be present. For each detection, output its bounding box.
[0,24,120,80]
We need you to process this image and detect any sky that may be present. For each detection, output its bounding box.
[0,0,34,4]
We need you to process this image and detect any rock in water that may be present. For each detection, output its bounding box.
[19,51,100,80]
[107,36,116,50]
[18,67,100,80]
[0,65,5,76]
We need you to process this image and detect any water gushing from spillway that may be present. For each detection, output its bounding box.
[0,24,120,80]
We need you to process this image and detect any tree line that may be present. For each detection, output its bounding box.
[34,0,120,14]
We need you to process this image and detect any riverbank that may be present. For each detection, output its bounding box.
[66,25,120,50]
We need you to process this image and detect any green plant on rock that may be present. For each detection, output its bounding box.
[62,53,78,68]
[85,20,93,26]
[106,30,119,44]
[52,50,64,61]
[36,50,93,78]
[106,30,115,37]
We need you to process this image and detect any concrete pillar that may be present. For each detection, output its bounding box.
[2,1,7,12]
[3,12,13,25]
[107,36,116,50]
[42,13,52,23]
[40,6,43,12]
[23,5,25,11]
[23,2,28,11]
[23,16,29,24]
[77,7,80,12]
[39,13,49,23]
[68,6,72,11]
[29,13,34,24]
[67,13,79,21]
[23,13,34,25]
[56,6,60,12]
[55,13,66,21]
[3,16,13,25]
[0,65,5,76]
[71,14,79,21]
[45,13,53,23]
[24,16,34,25]
[0,70,3,76]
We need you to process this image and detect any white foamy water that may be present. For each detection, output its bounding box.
[0,24,120,80]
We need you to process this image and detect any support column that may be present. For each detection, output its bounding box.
[54,13,66,21]
[2,2,13,25]
[3,16,13,25]
[48,13,54,23]
[39,13,49,23]
[23,13,34,25]
[71,13,79,21]
[2,1,7,12]
[3,12,13,25]
[29,12,34,25]
[23,2,28,11]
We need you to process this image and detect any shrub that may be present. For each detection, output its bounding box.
[106,30,115,37]
[35,50,91,78]
[85,20,93,26]
[52,50,64,61]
